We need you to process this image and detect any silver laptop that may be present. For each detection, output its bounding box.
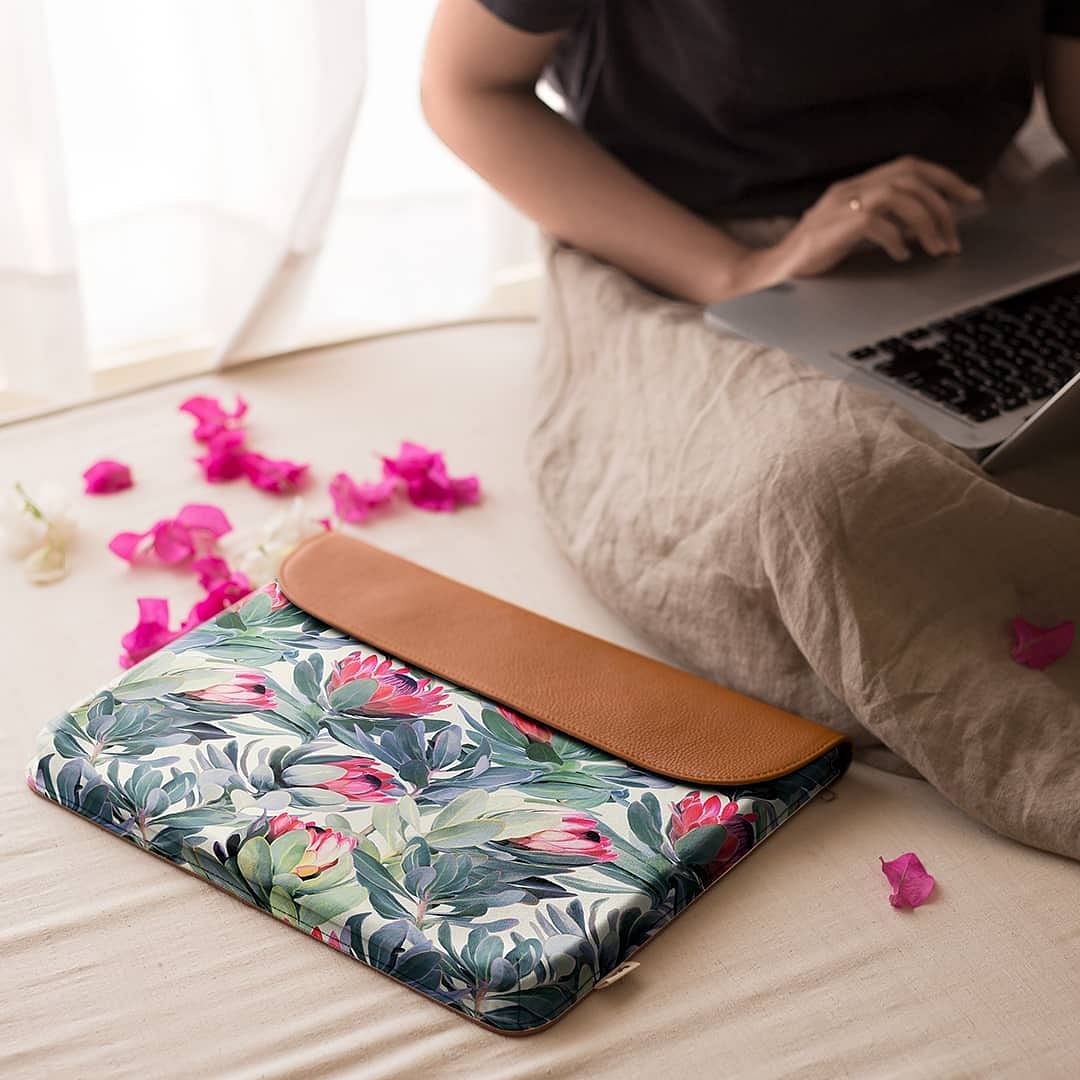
[705,160,1080,473]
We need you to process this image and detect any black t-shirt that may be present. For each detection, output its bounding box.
[478,1,1080,220]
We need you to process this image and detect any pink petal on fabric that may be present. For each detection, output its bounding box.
[449,472,481,507]
[192,555,232,590]
[410,461,482,512]
[180,571,253,631]
[196,429,250,482]
[880,852,936,909]
[175,503,232,537]
[180,394,248,443]
[329,471,396,524]
[109,505,230,566]
[241,452,309,495]
[150,519,198,564]
[380,441,480,512]
[83,459,134,495]
[381,441,443,482]
[1010,617,1075,671]
[108,529,151,562]
[119,597,182,668]
[403,467,457,512]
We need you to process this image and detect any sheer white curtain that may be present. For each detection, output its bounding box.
[0,0,366,408]
[214,0,542,364]
[0,1,539,419]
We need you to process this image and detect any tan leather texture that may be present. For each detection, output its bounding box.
[279,533,850,786]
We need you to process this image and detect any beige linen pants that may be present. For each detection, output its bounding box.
[526,239,1080,860]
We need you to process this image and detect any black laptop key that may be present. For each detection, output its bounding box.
[969,403,1001,423]
[876,349,940,379]
[922,384,953,404]
[844,268,1080,419]
[876,336,907,354]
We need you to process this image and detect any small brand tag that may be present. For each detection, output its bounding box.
[594,961,640,990]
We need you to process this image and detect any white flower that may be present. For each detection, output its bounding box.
[0,483,78,585]
[220,497,327,586]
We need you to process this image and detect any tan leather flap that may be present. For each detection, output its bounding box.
[278,533,849,785]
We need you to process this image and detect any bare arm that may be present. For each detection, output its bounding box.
[422,0,978,302]
[420,0,774,304]
[1043,34,1080,165]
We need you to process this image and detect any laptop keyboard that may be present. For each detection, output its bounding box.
[845,269,1080,423]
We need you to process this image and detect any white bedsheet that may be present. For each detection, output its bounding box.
[2,323,1078,1079]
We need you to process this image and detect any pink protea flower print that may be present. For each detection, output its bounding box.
[267,812,312,840]
[264,813,357,880]
[262,581,289,612]
[506,814,617,862]
[311,926,344,951]
[669,792,756,876]
[187,671,276,708]
[293,828,357,880]
[497,705,552,743]
[312,758,397,804]
[328,651,449,718]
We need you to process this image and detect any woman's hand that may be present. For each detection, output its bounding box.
[767,156,984,281]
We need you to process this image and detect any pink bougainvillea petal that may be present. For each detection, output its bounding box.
[241,452,309,495]
[880,852,936,909]
[1010,617,1075,671]
[449,473,481,507]
[109,504,230,567]
[119,597,182,668]
[108,529,149,562]
[180,394,248,443]
[181,391,308,496]
[180,571,252,631]
[175,503,232,537]
[83,459,134,495]
[329,471,396,524]
[192,555,232,590]
[196,429,250,482]
[381,441,442,481]
[405,463,481,513]
[404,472,456,512]
[379,441,481,513]
[150,519,197,564]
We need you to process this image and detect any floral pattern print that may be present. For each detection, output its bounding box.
[27,584,847,1033]
[309,757,398,803]
[187,671,277,708]
[505,813,618,861]
[328,651,450,719]
[497,705,552,744]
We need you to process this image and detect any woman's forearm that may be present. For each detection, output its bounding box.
[421,81,778,304]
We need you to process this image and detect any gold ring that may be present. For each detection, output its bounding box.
[848,196,863,213]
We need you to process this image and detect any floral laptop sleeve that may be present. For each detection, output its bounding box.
[27,542,849,1035]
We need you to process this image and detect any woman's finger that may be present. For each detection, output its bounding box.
[893,177,962,253]
[863,214,911,262]
[868,186,950,256]
[907,157,983,203]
